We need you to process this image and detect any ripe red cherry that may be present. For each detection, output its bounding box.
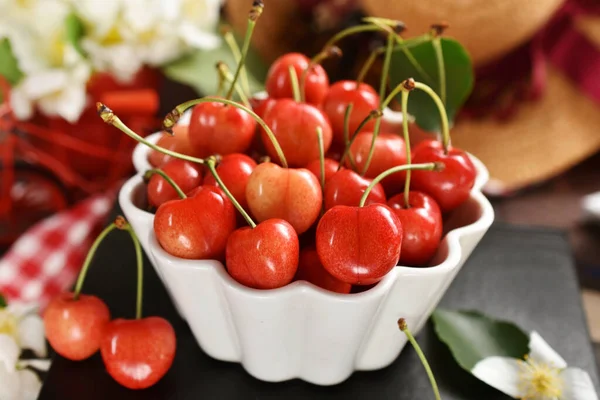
[262,99,333,167]
[250,95,276,121]
[43,292,110,361]
[246,162,322,234]
[316,204,403,285]
[296,247,351,293]
[306,158,340,184]
[204,154,257,210]
[322,81,380,144]
[188,101,256,157]
[265,53,329,106]
[411,140,476,212]
[324,169,386,210]
[148,125,195,167]
[154,185,236,260]
[226,219,299,289]
[387,191,443,266]
[347,132,407,195]
[101,317,176,390]
[147,159,203,208]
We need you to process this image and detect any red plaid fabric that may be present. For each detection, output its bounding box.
[0,192,114,308]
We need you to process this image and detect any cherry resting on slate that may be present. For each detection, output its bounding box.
[388,191,443,266]
[265,53,329,106]
[44,292,110,361]
[411,139,476,213]
[246,162,322,234]
[262,98,333,167]
[154,185,236,260]
[146,159,203,208]
[323,80,380,145]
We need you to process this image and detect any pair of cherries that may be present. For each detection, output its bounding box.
[43,218,176,390]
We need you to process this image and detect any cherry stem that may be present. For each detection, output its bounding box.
[401,89,412,207]
[339,109,383,171]
[300,46,341,102]
[162,97,288,167]
[432,37,446,105]
[359,162,441,207]
[97,103,206,165]
[225,1,263,100]
[217,61,250,107]
[143,169,187,199]
[288,65,301,103]
[356,50,379,86]
[339,103,358,171]
[323,24,382,50]
[206,157,257,228]
[414,81,450,153]
[316,126,325,191]
[73,222,117,300]
[119,221,144,320]
[398,318,441,400]
[223,27,251,96]
[360,33,394,176]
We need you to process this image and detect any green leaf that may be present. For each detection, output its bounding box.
[389,38,473,132]
[0,38,24,85]
[162,35,267,97]
[431,309,529,371]
[64,11,86,56]
[0,294,6,308]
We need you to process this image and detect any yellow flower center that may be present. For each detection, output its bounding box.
[518,356,563,399]
[0,310,19,343]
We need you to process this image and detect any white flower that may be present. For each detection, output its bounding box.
[0,303,50,400]
[77,0,221,82]
[472,331,598,400]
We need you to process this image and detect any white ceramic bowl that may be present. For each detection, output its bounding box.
[119,153,494,385]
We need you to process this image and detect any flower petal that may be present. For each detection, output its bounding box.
[6,303,37,319]
[9,85,33,121]
[561,368,599,400]
[528,331,567,369]
[0,334,20,372]
[17,314,46,358]
[18,359,51,372]
[471,356,524,398]
[0,361,20,400]
[17,368,42,400]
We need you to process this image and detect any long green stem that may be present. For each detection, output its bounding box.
[340,103,358,171]
[432,37,446,105]
[217,62,250,107]
[300,46,341,102]
[73,223,117,300]
[225,1,263,100]
[356,50,379,86]
[398,318,441,400]
[288,65,301,103]
[144,169,187,199]
[401,90,412,207]
[223,29,251,96]
[339,109,382,170]
[360,33,394,176]
[206,157,256,228]
[316,126,325,191]
[414,81,450,153]
[121,223,143,320]
[359,163,439,207]
[161,97,288,167]
[323,24,382,50]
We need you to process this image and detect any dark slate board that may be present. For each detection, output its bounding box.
[39,209,600,399]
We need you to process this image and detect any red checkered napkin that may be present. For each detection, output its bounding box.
[0,192,114,308]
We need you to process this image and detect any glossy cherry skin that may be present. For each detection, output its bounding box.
[411,140,477,213]
[154,185,236,260]
[296,247,352,293]
[101,317,176,390]
[44,292,110,361]
[262,99,333,167]
[250,95,277,121]
[306,158,340,184]
[316,204,403,285]
[188,101,256,157]
[322,81,380,145]
[148,125,195,167]
[324,169,386,210]
[388,191,443,266]
[246,162,322,234]
[147,159,203,208]
[347,132,407,195]
[204,154,257,210]
[265,53,329,106]
[226,219,299,289]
